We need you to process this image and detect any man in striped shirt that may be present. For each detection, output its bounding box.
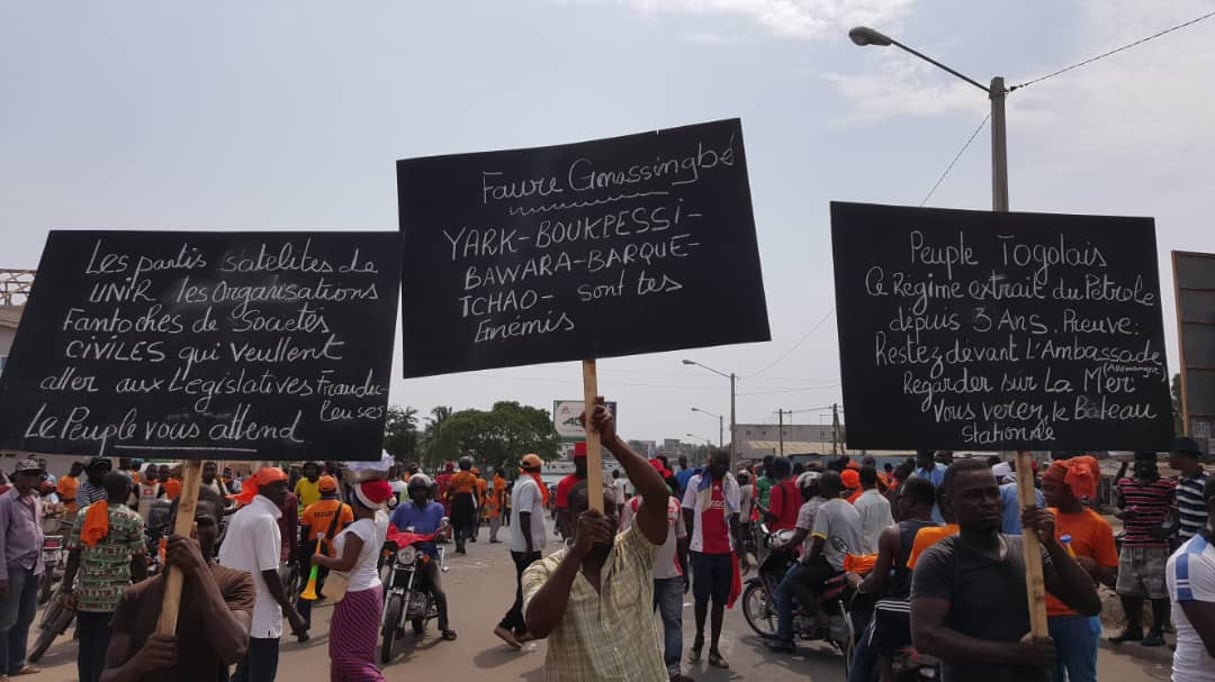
[1171,436,1209,541]
[1110,452,1176,647]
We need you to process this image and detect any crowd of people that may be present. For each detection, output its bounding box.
[2,424,1213,681]
[490,413,1214,682]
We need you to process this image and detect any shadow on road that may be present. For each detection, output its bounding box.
[472,645,544,679]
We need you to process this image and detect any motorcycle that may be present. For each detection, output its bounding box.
[742,524,853,655]
[378,521,448,664]
[38,534,66,605]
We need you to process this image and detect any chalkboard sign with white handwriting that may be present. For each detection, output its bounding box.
[397,118,770,377]
[831,202,1174,452]
[0,231,400,460]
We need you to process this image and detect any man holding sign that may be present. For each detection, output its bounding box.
[521,401,670,680]
[910,460,1101,682]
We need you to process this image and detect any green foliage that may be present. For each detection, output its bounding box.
[382,405,420,463]
[430,400,561,472]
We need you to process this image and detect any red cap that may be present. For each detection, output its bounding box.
[573,442,587,459]
[841,469,861,488]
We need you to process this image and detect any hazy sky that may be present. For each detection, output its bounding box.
[3,1,1214,445]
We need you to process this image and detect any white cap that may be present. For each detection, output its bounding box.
[991,462,1013,482]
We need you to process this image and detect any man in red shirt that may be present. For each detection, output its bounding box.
[762,458,799,531]
[554,443,588,540]
[1110,452,1177,647]
[682,449,748,669]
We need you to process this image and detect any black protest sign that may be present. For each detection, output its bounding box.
[831,202,1173,452]
[1174,250,1215,455]
[397,118,769,378]
[0,231,400,460]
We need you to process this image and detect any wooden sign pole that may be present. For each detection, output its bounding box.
[582,359,604,513]
[157,459,204,635]
[1014,450,1049,637]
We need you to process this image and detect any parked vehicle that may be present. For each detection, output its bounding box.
[38,534,66,605]
[378,523,447,664]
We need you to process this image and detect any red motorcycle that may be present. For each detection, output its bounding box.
[378,523,447,664]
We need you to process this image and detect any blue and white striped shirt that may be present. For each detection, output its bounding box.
[1177,471,1209,540]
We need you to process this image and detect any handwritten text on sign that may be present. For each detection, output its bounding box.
[830,203,1173,452]
[0,231,400,460]
[397,118,770,377]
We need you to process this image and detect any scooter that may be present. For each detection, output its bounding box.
[378,521,448,664]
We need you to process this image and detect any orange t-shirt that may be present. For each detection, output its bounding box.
[906,524,960,569]
[163,479,183,501]
[476,478,488,505]
[1046,507,1118,616]
[448,471,478,496]
[301,499,354,555]
[58,475,79,513]
[487,477,506,517]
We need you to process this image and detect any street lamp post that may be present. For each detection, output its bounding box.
[849,25,1042,635]
[682,359,737,458]
[848,26,1009,213]
[690,407,725,447]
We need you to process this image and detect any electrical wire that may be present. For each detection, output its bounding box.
[737,385,840,397]
[920,113,990,207]
[1010,8,1215,91]
[746,307,835,378]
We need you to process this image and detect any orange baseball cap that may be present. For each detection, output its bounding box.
[520,454,543,469]
[318,475,339,492]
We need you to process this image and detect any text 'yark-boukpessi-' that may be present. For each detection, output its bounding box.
[0,231,400,460]
[831,202,1174,452]
[397,118,770,378]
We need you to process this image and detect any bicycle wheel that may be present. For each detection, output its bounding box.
[30,604,73,663]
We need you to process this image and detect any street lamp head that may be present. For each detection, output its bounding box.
[849,26,892,47]
[681,359,696,366]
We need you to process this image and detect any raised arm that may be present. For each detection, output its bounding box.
[524,511,614,638]
[166,535,251,663]
[591,400,668,546]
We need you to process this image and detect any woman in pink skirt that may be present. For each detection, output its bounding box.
[312,479,392,681]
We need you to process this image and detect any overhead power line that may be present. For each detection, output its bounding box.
[1011,9,1215,91]
[747,307,835,378]
[920,113,990,206]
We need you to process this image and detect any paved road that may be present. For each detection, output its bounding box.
[29,523,1174,681]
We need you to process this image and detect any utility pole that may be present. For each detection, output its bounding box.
[831,403,841,456]
[774,409,790,456]
[729,372,737,459]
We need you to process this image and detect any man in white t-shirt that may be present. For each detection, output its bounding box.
[219,467,306,681]
[611,469,628,520]
[623,462,691,682]
[853,465,894,554]
[1167,476,1215,682]
[494,454,548,650]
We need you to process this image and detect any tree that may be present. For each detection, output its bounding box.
[1173,372,1185,435]
[383,405,420,464]
[430,401,561,473]
[418,406,454,470]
